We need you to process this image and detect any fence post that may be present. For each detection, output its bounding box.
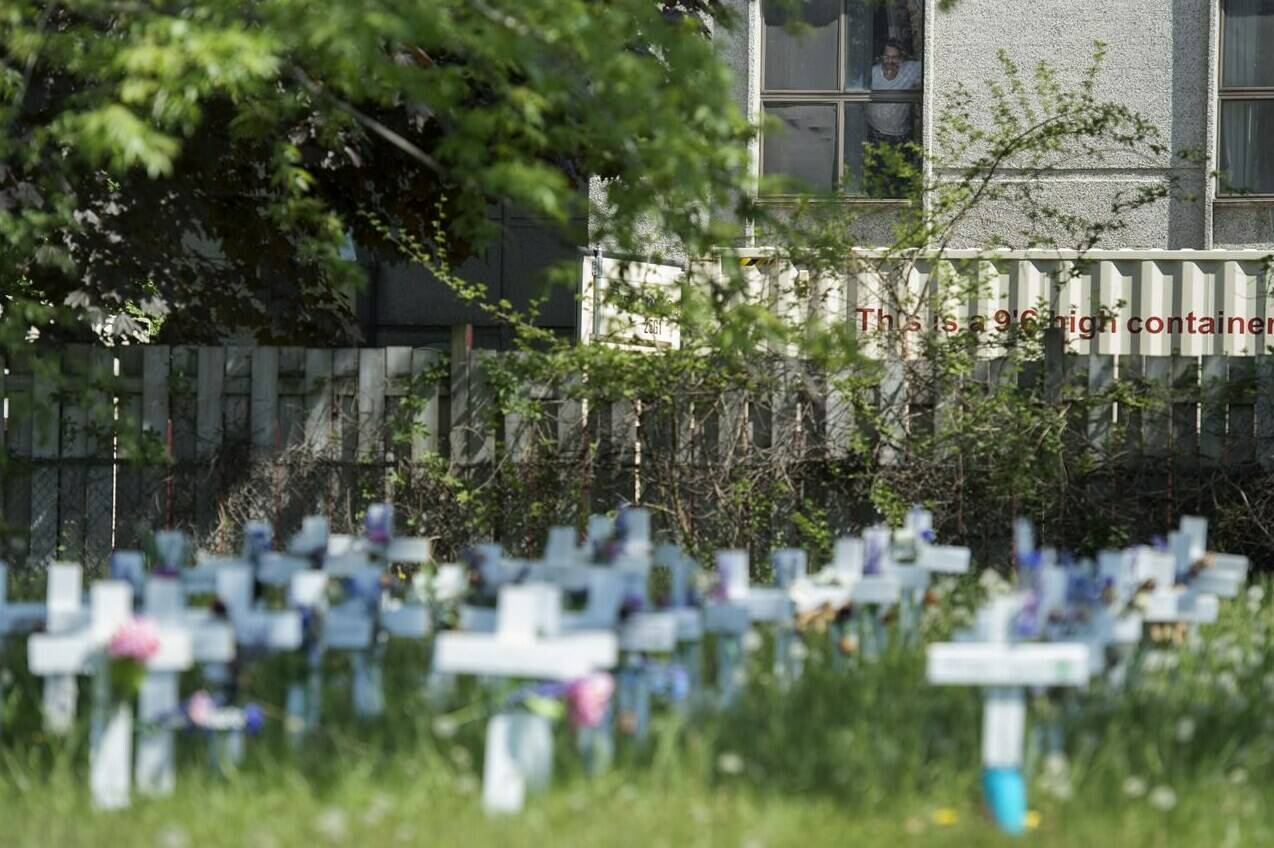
[1226,358,1256,466]
[1199,355,1226,468]
[58,345,91,564]
[250,347,280,462]
[450,325,471,466]
[878,359,906,467]
[1086,352,1114,454]
[1172,355,1199,473]
[410,348,441,460]
[1257,356,1274,472]
[302,349,333,456]
[85,348,115,569]
[195,347,226,537]
[142,345,172,533]
[357,348,386,463]
[30,350,61,565]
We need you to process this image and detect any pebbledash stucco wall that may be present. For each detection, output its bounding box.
[723,0,1274,251]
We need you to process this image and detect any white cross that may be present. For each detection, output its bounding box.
[890,508,971,640]
[927,594,1090,836]
[655,542,704,644]
[702,549,793,707]
[134,575,235,795]
[1126,545,1220,626]
[153,529,189,573]
[433,583,617,813]
[34,563,89,734]
[814,530,902,659]
[28,580,192,809]
[652,543,705,709]
[294,508,431,720]
[1174,516,1249,598]
[770,548,808,687]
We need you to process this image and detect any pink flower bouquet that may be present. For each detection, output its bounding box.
[107,617,161,702]
[565,672,614,730]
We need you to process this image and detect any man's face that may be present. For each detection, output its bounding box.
[882,47,902,79]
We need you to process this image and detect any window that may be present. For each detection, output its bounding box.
[1220,0,1274,196]
[761,0,923,197]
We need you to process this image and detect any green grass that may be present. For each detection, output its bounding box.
[2,577,1272,847]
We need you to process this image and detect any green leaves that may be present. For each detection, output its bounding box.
[54,104,181,177]
[0,0,755,345]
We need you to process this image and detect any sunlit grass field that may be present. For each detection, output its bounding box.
[2,576,1271,847]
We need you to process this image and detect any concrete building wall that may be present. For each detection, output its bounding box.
[729,0,1274,251]
[933,0,1210,249]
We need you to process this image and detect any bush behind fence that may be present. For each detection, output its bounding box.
[3,331,1274,574]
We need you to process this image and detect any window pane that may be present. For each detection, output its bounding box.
[1220,100,1274,194]
[850,0,924,91]
[848,100,920,197]
[763,0,840,90]
[763,104,837,192]
[1224,0,1274,88]
[844,1,873,91]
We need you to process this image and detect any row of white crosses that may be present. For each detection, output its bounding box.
[434,507,723,812]
[790,508,971,662]
[290,506,433,722]
[112,542,248,773]
[1097,515,1249,681]
[926,513,1251,836]
[462,514,673,684]
[16,503,438,810]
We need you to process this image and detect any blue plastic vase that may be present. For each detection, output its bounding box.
[983,767,1027,835]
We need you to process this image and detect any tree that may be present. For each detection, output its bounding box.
[0,0,755,346]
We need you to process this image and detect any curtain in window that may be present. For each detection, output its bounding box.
[1223,0,1274,87]
[764,0,841,90]
[1221,101,1274,193]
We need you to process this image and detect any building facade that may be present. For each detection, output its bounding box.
[722,0,1274,250]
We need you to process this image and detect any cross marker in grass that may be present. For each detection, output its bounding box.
[28,579,192,810]
[927,594,1091,835]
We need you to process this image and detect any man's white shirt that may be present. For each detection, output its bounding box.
[867,60,922,138]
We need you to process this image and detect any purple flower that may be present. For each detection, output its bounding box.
[365,503,394,545]
[620,593,644,618]
[345,570,382,606]
[665,665,690,703]
[242,521,273,562]
[1012,594,1041,638]
[243,703,265,736]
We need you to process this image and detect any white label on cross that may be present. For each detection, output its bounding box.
[434,585,617,680]
[927,643,1090,687]
[715,550,749,601]
[619,612,678,653]
[384,537,432,563]
[324,605,375,650]
[921,545,971,574]
[832,537,864,580]
[379,600,430,639]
